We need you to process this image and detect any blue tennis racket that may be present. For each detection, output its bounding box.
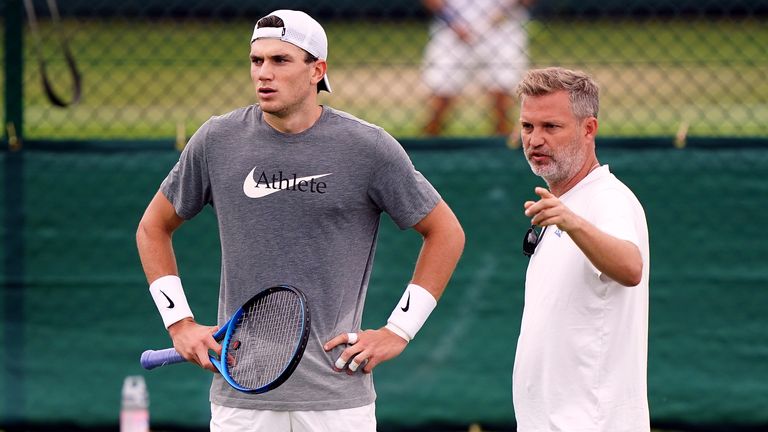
[140,285,311,394]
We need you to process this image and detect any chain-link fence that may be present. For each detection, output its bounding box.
[6,0,768,142]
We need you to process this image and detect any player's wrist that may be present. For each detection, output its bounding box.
[384,322,411,342]
[167,317,195,336]
[149,275,194,329]
[386,283,437,342]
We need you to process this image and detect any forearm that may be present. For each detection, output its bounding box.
[411,202,465,300]
[136,223,179,283]
[136,191,185,284]
[137,193,198,330]
[568,218,643,287]
[384,201,463,342]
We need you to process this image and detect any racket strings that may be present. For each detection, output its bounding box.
[227,290,304,389]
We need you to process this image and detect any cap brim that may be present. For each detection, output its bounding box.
[318,74,332,93]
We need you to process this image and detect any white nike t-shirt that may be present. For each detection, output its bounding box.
[513,166,650,432]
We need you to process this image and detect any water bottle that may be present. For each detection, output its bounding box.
[120,375,149,432]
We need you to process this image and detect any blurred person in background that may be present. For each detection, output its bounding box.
[512,67,650,431]
[136,9,464,432]
[421,0,536,137]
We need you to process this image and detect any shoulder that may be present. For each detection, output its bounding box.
[599,172,641,205]
[193,105,262,147]
[320,107,404,155]
[183,105,261,156]
[581,171,645,219]
[322,107,383,135]
[578,168,637,199]
[208,105,261,128]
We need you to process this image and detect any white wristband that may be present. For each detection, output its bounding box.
[386,283,437,342]
[149,275,194,329]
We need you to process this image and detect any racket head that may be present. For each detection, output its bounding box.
[217,285,311,394]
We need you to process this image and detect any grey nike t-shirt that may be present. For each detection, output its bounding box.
[160,105,441,410]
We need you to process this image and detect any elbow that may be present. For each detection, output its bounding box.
[418,201,466,255]
[617,261,643,287]
[431,219,465,259]
[620,273,642,288]
[136,214,164,247]
[136,217,151,247]
[615,243,644,287]
[454,220,466,249]
[449,218,466,256]
[436,217,466,259]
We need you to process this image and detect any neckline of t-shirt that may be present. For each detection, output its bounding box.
[559,164,610,200]
[258,105,328,142]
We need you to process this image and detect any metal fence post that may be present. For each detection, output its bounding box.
[3,0,26,422]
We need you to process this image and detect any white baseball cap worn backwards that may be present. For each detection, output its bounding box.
[251,9,332,93]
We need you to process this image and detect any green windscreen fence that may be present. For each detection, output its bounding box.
[2,0,768,430]
[2,145,768,430]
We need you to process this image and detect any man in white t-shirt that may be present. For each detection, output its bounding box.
[512,67,650,431]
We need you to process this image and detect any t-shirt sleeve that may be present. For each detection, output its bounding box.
[584,187,642,280]
[590,187,641,248]
[367,129,441,229]
[159,119,213,220]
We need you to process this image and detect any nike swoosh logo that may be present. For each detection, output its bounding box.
[400,292,410,312]
[159,290,175,309]
[242,169,332,198]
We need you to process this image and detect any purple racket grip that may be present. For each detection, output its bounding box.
[140,348,186,370]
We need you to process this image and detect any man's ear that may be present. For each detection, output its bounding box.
[583,116,598,140]
[312,60,327,86]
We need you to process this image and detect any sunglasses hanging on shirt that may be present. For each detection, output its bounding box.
[522,225,547,257]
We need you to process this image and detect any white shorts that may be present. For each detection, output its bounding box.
[422,21,529,96]
[210,402,377,432]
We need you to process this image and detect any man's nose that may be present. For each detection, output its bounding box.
[526,128,545,147]
[257,62,274,80]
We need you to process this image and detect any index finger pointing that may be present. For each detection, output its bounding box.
[535,187,554,199]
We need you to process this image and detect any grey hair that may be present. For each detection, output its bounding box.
[515,67,600,119]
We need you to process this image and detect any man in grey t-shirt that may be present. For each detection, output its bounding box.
[136,9,465,431]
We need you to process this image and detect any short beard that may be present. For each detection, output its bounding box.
[529,134,589,186]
